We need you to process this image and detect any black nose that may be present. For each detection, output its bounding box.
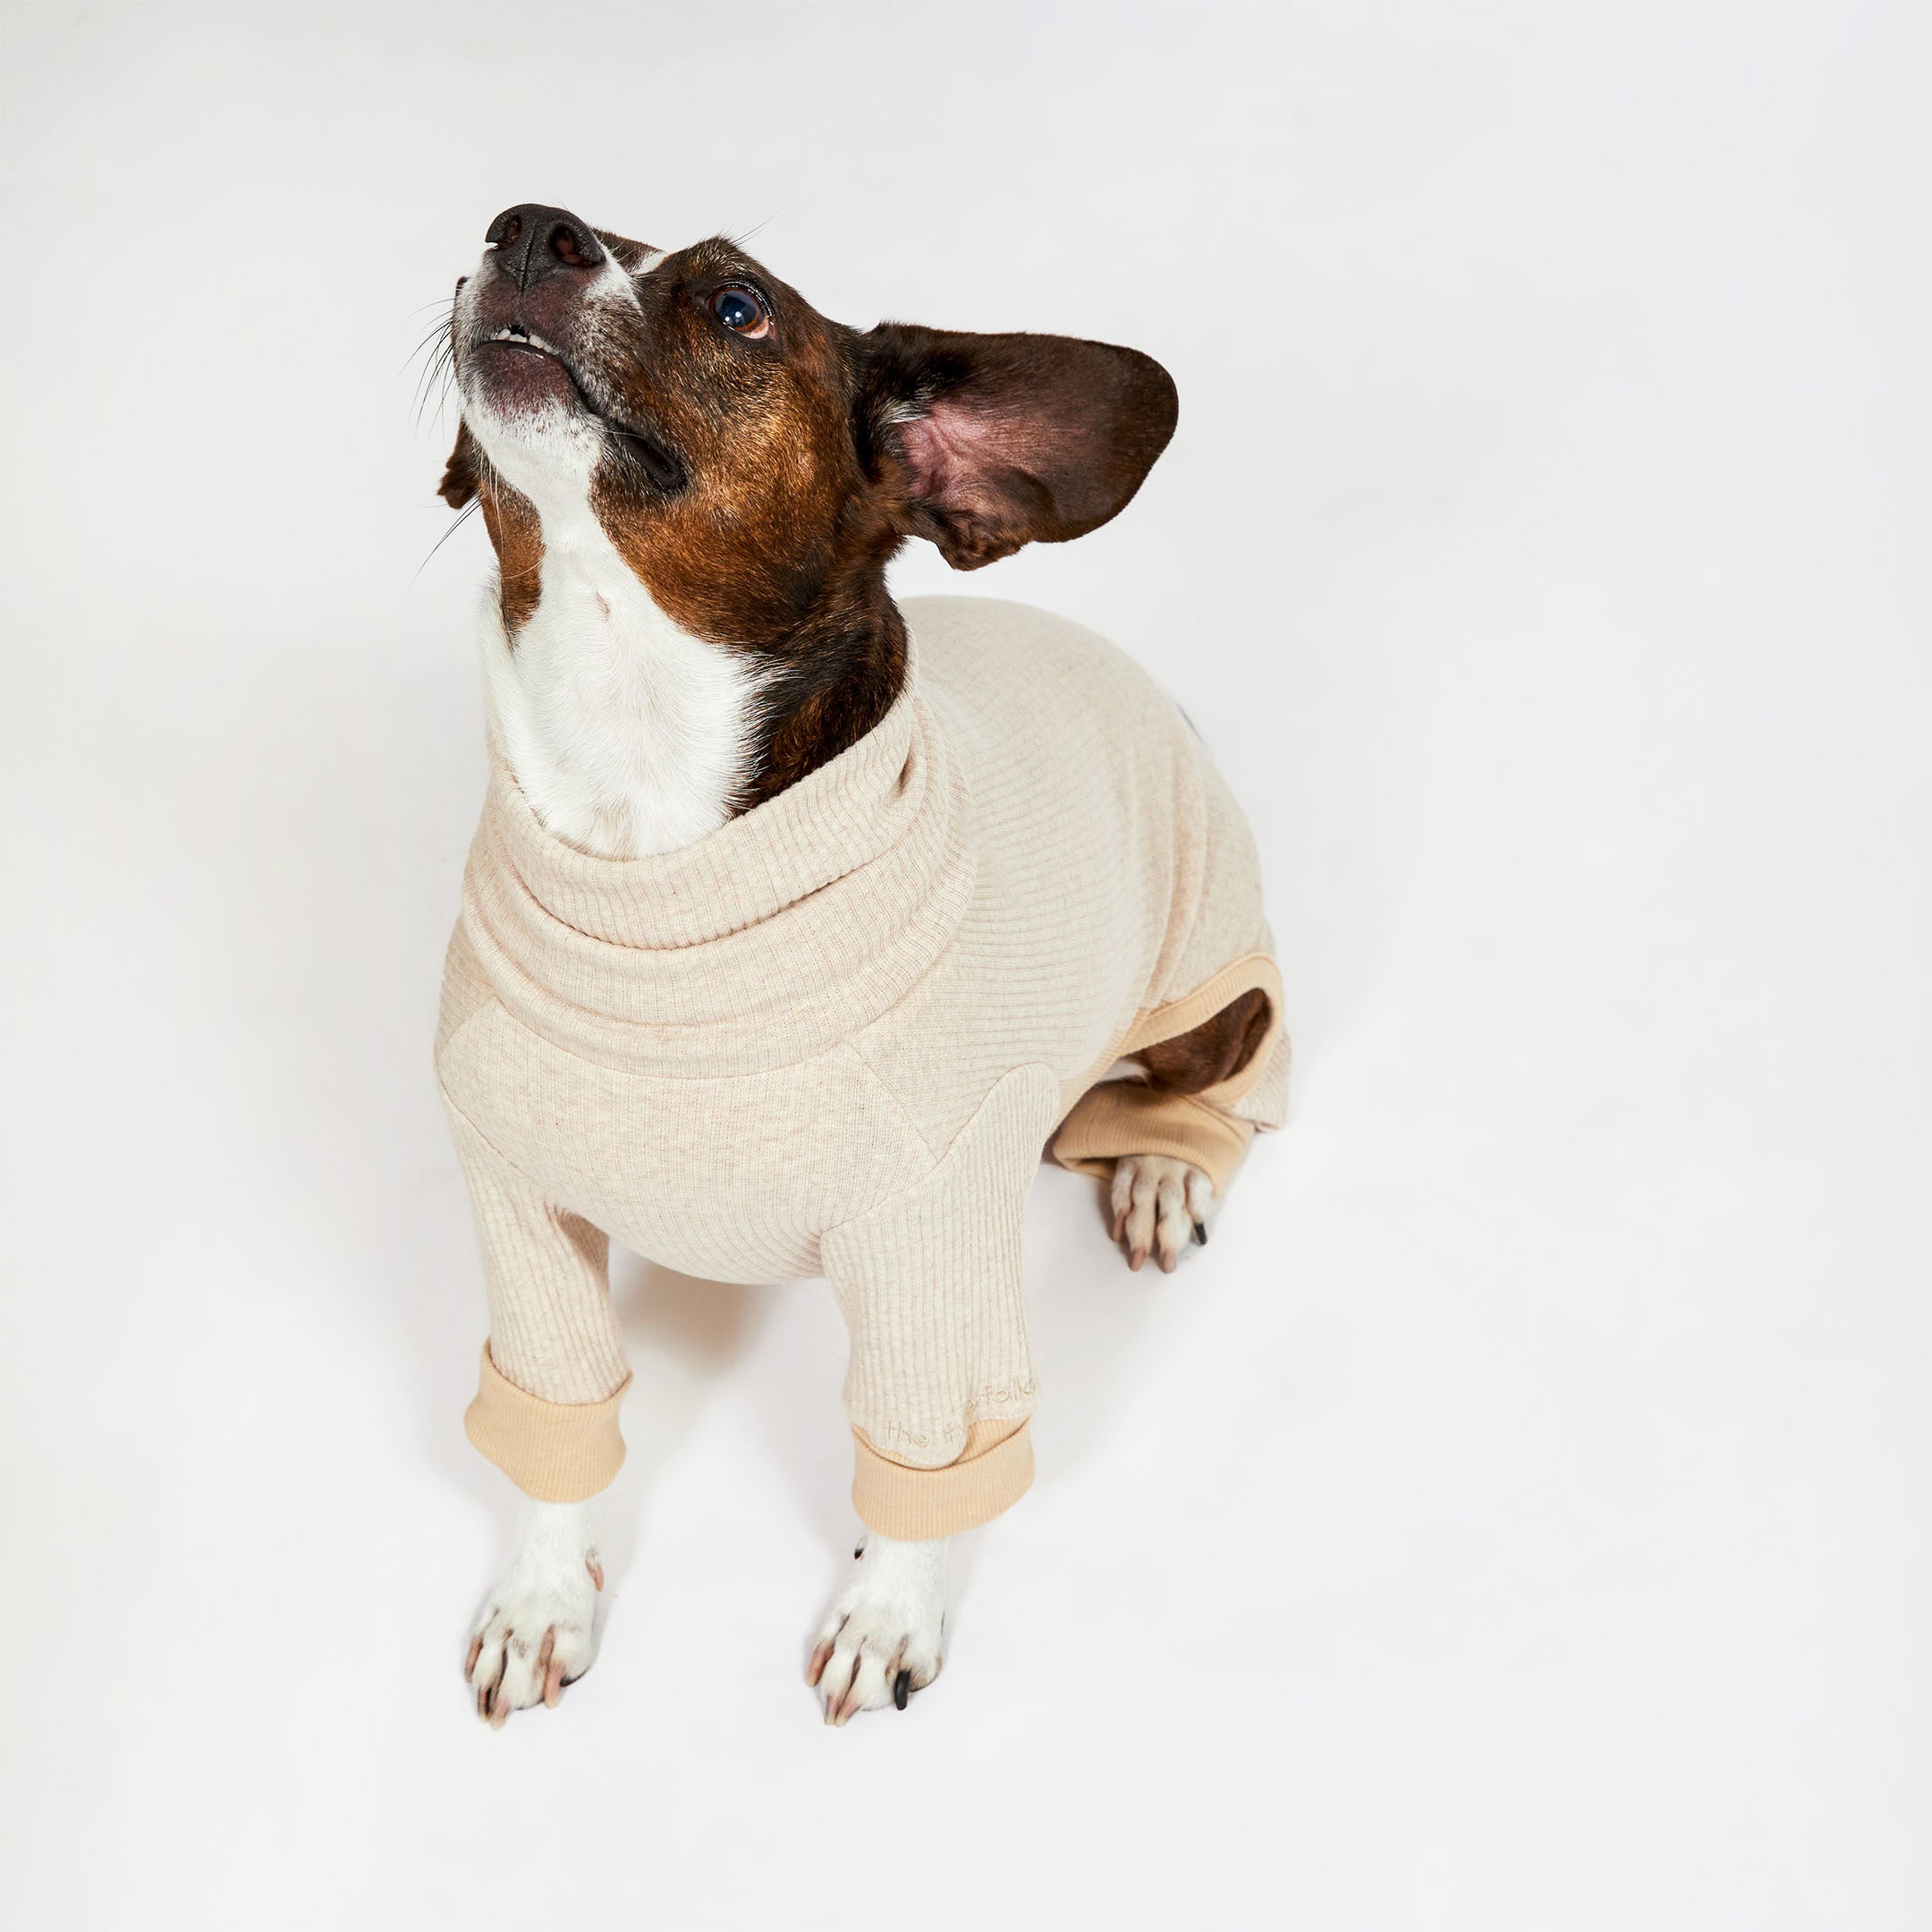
[485,204,606,288]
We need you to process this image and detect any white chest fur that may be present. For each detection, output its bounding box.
[479,511,765,859]
[463,395,765,861]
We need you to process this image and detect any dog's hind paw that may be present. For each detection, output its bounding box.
[807,1533,946,1725]
[1110,1154,1215,1273]
[464,1500,603,1729]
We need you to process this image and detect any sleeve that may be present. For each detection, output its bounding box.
[818,1063,1060,1540]
[441,1095,632,1504]
[1052,950,1288,1195]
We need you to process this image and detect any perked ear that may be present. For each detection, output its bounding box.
[859,324,1179,570]
[438,421,481,509]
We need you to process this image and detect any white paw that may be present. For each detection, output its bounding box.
[1110,1155,1214,1273]
[807,1533,946,1725]
[464,1500,604,1729]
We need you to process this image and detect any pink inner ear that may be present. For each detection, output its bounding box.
[895,402,1028,515]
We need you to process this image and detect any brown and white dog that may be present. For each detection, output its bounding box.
[438,204,1265,1725]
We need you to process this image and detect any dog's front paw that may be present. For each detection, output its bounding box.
[464,1501,604,1729]
[1110,1154,1214,1272]
[807,1533,946,1725]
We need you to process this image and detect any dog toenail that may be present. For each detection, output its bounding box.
[1192,1221,1208,1245]
[894,1670,911,1709]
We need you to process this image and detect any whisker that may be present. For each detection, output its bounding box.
[413,498,479,581]
[403,333,450,382]
[413,337,458,430]
[725,208,784,249]
[400,301,456,378]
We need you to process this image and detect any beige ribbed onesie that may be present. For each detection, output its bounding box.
[437,596,1288,1538]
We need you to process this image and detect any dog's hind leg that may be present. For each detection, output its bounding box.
[1139,986,1273,1101]
[1110,1152,1216,1272]
[1070,987,1276,1272]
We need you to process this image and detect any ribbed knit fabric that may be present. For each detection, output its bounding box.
[436,597,1290,1534]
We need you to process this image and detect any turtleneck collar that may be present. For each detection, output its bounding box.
[460,665,976,1077]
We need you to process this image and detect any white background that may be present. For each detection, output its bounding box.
[3,3,1927,1925]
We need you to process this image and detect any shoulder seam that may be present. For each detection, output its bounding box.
[437,1072,551,1191]
[841,1039,941,1165]
[824,1059,1059,1239]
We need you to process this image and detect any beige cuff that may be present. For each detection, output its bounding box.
[1052,1082,1257,1196]
[463,1343,631,1503]
[1121,953,1287,1113]
[852,1418,1035,1539]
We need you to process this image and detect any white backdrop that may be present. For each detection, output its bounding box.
[3,4,1928,1926]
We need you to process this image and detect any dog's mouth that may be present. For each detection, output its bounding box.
[468,325,688,493]
[467,319,580,412]
[487,323,567,360]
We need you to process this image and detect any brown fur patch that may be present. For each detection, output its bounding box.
[1141,988,1272,1096]
[578,242,915,796]
[477,475,546,634]
[438,422,482,508]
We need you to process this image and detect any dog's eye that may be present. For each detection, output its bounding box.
[709,286,771,339]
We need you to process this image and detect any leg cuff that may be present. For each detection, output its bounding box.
[852,1418,1035,1538]
[1052,1083,1256,1195]
[463,1343,631,1503]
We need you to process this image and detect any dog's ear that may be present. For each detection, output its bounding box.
[856,324,1178,571]
[439,420,481,509]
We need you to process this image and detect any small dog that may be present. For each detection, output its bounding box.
[436,205,1288,1726]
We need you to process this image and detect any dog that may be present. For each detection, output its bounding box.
[435,204,1288,1726]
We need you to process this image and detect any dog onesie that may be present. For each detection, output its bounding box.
[437,595,1289,1539]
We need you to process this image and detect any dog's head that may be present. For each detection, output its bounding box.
[440,203,1178,647]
